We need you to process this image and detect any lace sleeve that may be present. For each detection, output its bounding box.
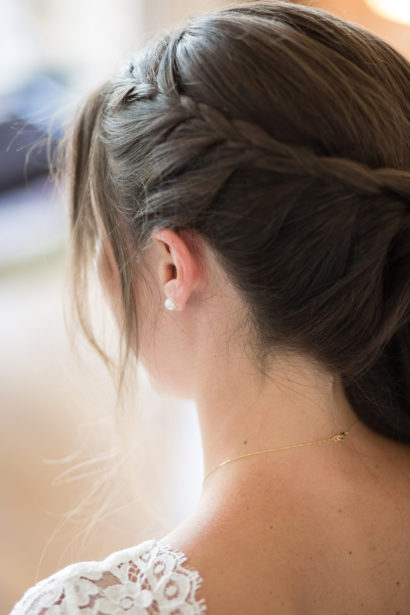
[9,539,207,614]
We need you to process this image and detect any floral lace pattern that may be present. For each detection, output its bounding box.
[9,539,207,614]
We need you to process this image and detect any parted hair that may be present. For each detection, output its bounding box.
[64,1,410,441]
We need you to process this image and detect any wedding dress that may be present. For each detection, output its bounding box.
[9,538,207,614]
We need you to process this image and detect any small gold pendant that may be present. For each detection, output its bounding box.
[333,431,348,442]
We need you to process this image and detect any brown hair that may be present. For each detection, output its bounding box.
[60,1,410,441]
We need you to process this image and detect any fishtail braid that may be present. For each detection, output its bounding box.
[110,73,410,208]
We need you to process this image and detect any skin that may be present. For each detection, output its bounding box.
[94,225,410,614]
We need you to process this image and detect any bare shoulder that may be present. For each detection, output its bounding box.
[163,438,410,615]
[164,523,296,615]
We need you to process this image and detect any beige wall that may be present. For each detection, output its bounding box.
[320,0,410,58]
[142,0,228,33]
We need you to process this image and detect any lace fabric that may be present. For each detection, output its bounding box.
[9,538,207,614]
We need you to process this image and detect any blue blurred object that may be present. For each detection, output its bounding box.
[0,73,70,270]
[0,73,68,194]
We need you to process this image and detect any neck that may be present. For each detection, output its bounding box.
[193,349,359,501]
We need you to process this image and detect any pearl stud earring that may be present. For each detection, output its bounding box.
[165,297,176,311]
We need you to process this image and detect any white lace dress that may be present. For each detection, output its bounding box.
[9,538,207,614]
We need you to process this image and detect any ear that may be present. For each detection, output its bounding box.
[151,228,200,310]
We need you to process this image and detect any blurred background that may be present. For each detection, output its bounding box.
[1,0,409,611]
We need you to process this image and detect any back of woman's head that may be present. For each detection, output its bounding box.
[65,1,410,441]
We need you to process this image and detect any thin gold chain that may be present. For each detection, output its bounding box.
[203,420,359,483]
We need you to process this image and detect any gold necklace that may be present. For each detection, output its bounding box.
[203,420,359,482]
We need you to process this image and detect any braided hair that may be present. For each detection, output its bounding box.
[65,1,410,440]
